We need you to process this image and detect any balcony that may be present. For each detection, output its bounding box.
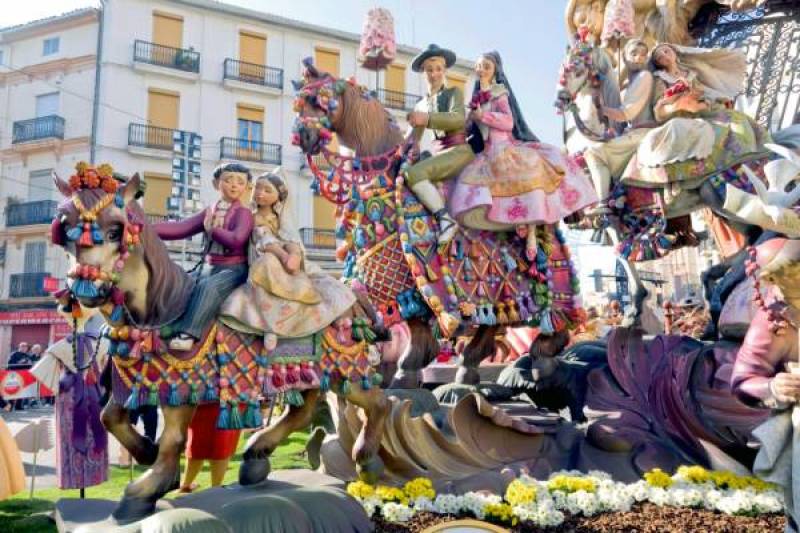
[223,58,283,93]
[128,123,181,154]
[300,227,336,250]
[12,115,65,144]
[133,39,199,77]
[219,137,281,166]
[9,272,50,299]
[6,200,57,228]
[375,89,421,112]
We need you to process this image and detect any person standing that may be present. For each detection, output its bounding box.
[7,342,32,411]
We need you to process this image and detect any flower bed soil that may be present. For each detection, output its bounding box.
[372,504,785,532]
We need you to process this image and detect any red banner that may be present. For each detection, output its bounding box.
[0,310,64,325]
[0,369,54,399]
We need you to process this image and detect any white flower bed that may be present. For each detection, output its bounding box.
[347,467,784,528]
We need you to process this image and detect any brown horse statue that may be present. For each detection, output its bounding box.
[51,164,389,521]
[291,59,584,387]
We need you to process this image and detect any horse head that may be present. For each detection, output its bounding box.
[291,57,347,155]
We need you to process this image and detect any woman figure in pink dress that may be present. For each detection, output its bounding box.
[449,51,597,258]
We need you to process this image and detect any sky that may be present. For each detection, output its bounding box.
[0,0,617,279]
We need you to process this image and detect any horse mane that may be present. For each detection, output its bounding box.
[57,191,194,326]
[333,83,403,156]
[126,201,195,326]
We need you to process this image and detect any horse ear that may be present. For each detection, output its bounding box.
[120,173,142,204]
[53,172,72,197]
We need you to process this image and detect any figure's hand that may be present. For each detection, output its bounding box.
[285,253,302,274]
[470,108,484,122]
[407,111,429,127]
[770,372,800,403]
[602,106,626,122]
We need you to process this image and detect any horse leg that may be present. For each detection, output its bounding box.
[101,402,158,466]
[457,325,500,385]
[606,226,647,327]
[113,405,195,522]
[389,317,437,389]
[345,386,390,484]
[239,389,320,486]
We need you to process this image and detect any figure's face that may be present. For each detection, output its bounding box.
[253,180,279,208]
[653,45,677,69]
[423,57,446,92]
[625,44,649,69]
[475,56,496,84]
[571,0,605,41]
[31,345,42,355]
[18,343,29,352]
[215,171,249,202]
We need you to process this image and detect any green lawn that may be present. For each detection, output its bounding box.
[1,430,311,533]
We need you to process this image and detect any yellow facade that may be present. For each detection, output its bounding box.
[143,172,172,216]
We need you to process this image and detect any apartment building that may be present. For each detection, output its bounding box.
[0,1,473,359]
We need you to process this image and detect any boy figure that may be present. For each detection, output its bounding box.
[154,163,254,351]
[583,39,657,212]
[406,44,474,244]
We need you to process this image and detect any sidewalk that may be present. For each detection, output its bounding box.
[3,405,162,489]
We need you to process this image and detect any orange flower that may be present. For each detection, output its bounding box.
[101,177,118,193]
[83,169,100,188]
[69,174,82,190]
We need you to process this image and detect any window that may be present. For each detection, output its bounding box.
[142,172,172,217]
[28,169,53,202]
[36,92,59,117]
[237,104,264,149]
[152,11,183,48]
[0,50,5,66]
[43,37,60,56]
[314,47,340,77]
[24,242,46,273]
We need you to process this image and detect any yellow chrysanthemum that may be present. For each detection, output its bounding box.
[484,502,518,526]
[376,485,408,504]
[403,477,436,500]
[346,480,375,500]
[644,468,674,489]
[708,470,776,492]
[96,163,114,178]
[547,475,597,494]
[677,465,710,484]
[505,479,538,506]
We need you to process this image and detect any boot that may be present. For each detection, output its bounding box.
[409,180,459,244]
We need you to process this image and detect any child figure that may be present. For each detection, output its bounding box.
[448,51,597,259]
[221,171,356,347]
[154,163,254,351]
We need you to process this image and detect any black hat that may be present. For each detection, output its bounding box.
[411,44,456,72]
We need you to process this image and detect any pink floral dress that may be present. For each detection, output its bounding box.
[449,85,597,228]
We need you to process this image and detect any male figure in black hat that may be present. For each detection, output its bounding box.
[406,44,474,245]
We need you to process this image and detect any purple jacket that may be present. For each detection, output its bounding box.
[153,201,254,266]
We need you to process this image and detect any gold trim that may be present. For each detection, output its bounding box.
[422,519,510,532]
[355,233,398,265]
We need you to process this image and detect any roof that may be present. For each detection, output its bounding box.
[0,6,99,38]
[172,0,474,69]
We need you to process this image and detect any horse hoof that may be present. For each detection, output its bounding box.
[112,496,155,524]
[356,455,384,484]
[239,457,271,486]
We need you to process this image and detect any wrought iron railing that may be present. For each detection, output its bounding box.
[9,272,50,298]
[223,58,283,90]
[12,115,65,144]
[375,88,422,111]
[299,227,336,249]
[133,39,200,73]
[6,200,57,227]
[219,137,281,165]
[128,123,181,150]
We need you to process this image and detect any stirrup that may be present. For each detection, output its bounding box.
[435,209,458,244]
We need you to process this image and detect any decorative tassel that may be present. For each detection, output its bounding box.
[285,390,304,407]
[125,385,140,410]
[539,311,554,335]
[73,279,98,299]
[507,301,520,323]
[299,364,316,384]
[320,370,331,392]
[114,193,124,208]
[110,304,124,323]
[243,400,257,427]
[147,385,159,406]
[228,401,243,429]
[108,340,119,356]
[496,303,509,325]
[340,377,352,396]
[285,366,299,385]
[78,223,94,247]
[217,401,230,429]
[361,375,371,390]
[168,383,180,406]
[251,400,263,428]
[66,226,83,241]
[91,222,103,244]
[426,262,439,281]
[189,384,199,405]
[204,384,218,402]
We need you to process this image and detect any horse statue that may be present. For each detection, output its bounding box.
[556,36,800,323]
[51,163,389,521]
[291,58,584,385]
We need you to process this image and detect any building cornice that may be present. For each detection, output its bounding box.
[0,8,99,43]
[0,55,96,85]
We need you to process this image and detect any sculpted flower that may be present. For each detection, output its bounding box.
[644,468,674,489]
